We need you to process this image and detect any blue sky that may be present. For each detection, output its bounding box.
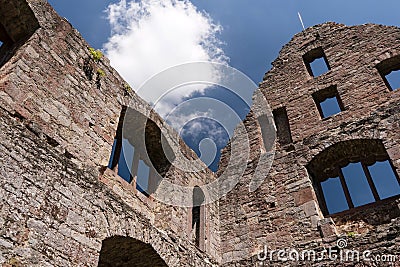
[49,0,400,82]
[48,0,400,171]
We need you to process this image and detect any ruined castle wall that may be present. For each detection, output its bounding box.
[218,23,400,266]
[0,106,218,266]
[3,1,399,266]
[0,0,220,265]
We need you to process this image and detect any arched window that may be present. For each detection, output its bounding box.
[192,186,205,250]
[307,139,400,215]
[107,107,166,197]
[98,236,167,266]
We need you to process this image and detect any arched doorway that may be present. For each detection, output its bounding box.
[98,236,168,267]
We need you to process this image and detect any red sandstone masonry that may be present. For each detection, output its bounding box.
[0,0,219,265]
[1,0,399,266]
[218,22,400,266]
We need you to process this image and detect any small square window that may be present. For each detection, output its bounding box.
[309,57,330,77]
[376,56,400,91]
[319,96,342,118]
[303,47,331,77]
[312,86,344,119]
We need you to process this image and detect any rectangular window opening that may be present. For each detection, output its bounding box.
[136,160,150,197]
[192,206,201,247]
[312,85,344,119]
[192,186,205,250]
[107,139,118,169]
[272,107,292,146]
[117,139,135,183]
[320,177,349,214]
[368,160,400,200]
[341,162,376,207]
[108,106,127,170]
[303,47,330,77]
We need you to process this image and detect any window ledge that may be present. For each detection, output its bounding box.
[311,70,332,79]
[320,109,348,121]
[327,194,400,218]
[100,167,156,210]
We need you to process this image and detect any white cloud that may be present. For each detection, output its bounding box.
[175,113,229,167]
[104,0,228,90]
[104,0,237,169]
[163,103,229,145]
[182,118,228,147]
[166,109,212,133]
[163,96,242,139]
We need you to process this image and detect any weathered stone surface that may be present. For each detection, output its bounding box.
[218,22,400,266]
[0,1,399,267]
[0,0,219,266]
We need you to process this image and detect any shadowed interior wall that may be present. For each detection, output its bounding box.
[98,236,168,267]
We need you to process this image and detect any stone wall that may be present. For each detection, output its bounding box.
[218,22,400,266]
[1,0,399,266]
[0,106,218,266]
[0,0,220,265]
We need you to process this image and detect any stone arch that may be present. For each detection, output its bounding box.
[92,198,178,266]
[98,236,168,267]
[302,126,384,166]
[0,0,39,67]
[306,139,390,181]
[376,54,400,91]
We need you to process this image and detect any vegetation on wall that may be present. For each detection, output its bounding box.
[83,47,106,89]
[124,83,133,96]
[89,47,103,62]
